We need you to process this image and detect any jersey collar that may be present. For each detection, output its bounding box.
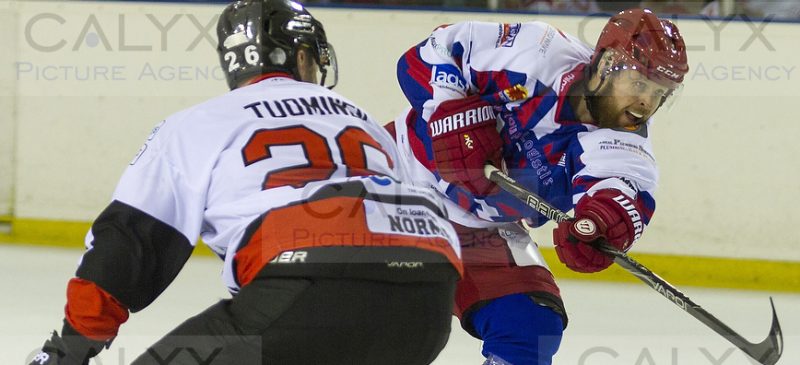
[248,72,295,85]
[554,63,587,125]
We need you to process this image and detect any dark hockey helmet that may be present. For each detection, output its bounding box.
[592,8,688,89]
[216,0,338,90]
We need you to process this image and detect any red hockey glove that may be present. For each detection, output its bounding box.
[429,96,503,196]
[553,189,644,273]
[429,95,502,196]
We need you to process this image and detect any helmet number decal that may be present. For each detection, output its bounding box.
[225,45,261,73]
[224,51,240,72]
[244,45,260,66]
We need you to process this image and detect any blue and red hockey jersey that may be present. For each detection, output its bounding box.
[392,21,657,230]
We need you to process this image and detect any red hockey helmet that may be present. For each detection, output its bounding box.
[592,9,688,89]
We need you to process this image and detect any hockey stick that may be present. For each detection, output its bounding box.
[484,164,784,365]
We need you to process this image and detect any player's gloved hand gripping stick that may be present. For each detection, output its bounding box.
[484,164,784,365]
[429,85,528,196]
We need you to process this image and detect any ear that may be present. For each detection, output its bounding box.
[587,49,620,90]
[596,49,617,71]
[296,47,311,68]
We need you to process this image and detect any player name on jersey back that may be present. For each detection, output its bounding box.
[243,95,369,121]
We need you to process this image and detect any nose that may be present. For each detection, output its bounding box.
[638,95,658,112]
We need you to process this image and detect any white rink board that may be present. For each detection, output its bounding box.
[0,3,16,217]
[5,1,800,262]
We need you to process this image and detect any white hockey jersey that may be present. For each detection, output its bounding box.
[79,76,460,305]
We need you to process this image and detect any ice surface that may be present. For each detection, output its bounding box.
[4,244,797,365]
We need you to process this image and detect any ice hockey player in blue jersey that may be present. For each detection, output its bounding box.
[387,8,689,365]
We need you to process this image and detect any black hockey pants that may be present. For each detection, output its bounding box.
[131,247,459,365]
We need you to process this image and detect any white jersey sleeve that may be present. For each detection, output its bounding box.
[407,21,593,122]
[573,125,659,202]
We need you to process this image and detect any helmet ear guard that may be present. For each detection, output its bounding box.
[216,0,338,90]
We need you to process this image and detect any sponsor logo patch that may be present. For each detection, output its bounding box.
[430,64,467,94]
[365,202,455,243]
[429,36,452,57]
[496,23,522,48]
[538,26,556,56]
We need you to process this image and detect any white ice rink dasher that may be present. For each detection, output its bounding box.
[4,244,797,365]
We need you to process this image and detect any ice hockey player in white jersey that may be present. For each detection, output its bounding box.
[28,1,462,364]
[387,9,688,365]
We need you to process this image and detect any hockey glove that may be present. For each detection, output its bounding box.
[29,320,107,365]
[553,189,644,273]
[429,85,528,196]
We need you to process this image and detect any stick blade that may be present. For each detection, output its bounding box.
[750,297,783,365]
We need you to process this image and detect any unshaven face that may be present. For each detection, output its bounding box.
[593,69,670,129]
